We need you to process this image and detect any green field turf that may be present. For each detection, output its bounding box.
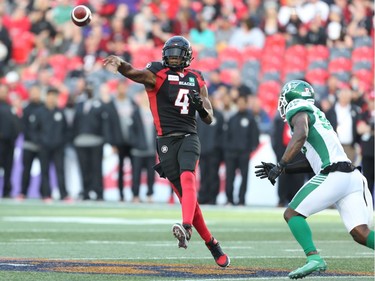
[0,200,373,281]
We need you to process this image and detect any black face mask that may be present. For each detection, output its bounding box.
[163,47,188,69]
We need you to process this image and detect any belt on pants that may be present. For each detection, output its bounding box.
[320,162,356,174]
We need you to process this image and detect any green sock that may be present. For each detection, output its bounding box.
[366,230,374,249]
[288,216,317,256]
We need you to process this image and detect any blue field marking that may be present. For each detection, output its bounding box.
[0,259,373,279]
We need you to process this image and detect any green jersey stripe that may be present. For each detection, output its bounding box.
[289,175,328,209]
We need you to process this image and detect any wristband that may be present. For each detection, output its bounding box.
[278,159,287,169]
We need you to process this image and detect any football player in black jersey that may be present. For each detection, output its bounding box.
[104,36,230,267]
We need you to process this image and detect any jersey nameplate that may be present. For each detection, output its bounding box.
[168,75,179,81]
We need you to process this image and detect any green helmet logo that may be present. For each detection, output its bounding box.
[278,80,315,119]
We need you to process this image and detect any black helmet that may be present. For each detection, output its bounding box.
[162,36,193,69]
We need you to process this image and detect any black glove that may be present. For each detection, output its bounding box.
[187,90,208,118]
[255,162,276,185]
[187,90,204,111]
[268,160,287,183]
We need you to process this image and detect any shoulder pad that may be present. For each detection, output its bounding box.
[286,99,314,124]
[146,61,164,74]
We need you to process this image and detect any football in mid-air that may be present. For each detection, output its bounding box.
[71,5,92,27]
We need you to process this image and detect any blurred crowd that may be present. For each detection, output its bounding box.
[0,0,373,205]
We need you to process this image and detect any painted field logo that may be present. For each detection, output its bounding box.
[0,259,373,279]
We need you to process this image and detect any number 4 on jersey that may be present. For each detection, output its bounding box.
[175,88,190,114]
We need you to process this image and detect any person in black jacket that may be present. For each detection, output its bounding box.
[0,84,20,198]
[18,84,43,199]
[33,88,69,201]
[223,94,259,205]
[105,81,137,202]
[325,88,361,163]
[197,96,224,205]
[73,82,111,201]
[357,91,374,205]
[129,90,156,203]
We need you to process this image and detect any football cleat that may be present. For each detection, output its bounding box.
[206,237,230,267]
[288,256,327,279]
[172,223,192,249]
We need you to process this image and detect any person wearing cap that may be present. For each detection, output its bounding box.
[33,87,70,202]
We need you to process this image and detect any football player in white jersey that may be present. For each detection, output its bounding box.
[255,80,374,279]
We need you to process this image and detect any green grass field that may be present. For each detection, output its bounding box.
[0,200,373,281]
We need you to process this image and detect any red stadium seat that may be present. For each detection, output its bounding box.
[264,33,286,50]
[353,69,374,85]
[193,57,219,72]
[307,45,330,62]
[219,69,237,85]
[352,46,374,62]
[218,47,243,66]
[282,56,307,74]
[285,44,307,59]
[241,46,262,61]
[261,54,283,73]
[48,54,69,82]
[258,81,281,102]
[328,58,352,73]
[131,48,155,69]
[305,69,329,85]
[262,44,285,59]
[257,81,281,117]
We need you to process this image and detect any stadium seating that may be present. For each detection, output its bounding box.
[193,57,220,72]
[257,81,281,117]
[218,47,243,68]
[328,57,352,73]
[353,36,373,48]
[308,60,328,70]
[352,46,374,62]
[198,48,218,60]
[261,71,280,82]
[305,68,329,85]
[329,47,351,59]
[130,48,155,69]
[264,33,286,50]
[307,45,330,62]
[241,46,263,61]
[284,71,305,83]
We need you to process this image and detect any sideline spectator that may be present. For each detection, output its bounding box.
[106,80,138,202]
[249,95,271,134]
[357,91,374,204]
[130,90,156,203]
[325,88,361,163]
[33,88,70,201]
[73,82,111,201]
[197,95,224,205]
[0,83,21,198]
[18,84,43,200]
[224,95,259,205]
